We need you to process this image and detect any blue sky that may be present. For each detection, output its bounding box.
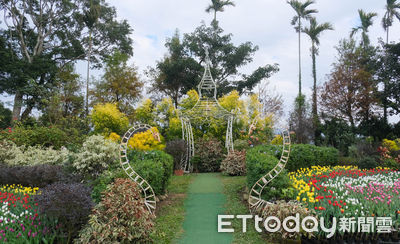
[2,0,400,123]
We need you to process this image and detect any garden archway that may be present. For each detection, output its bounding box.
[179,48,237,173]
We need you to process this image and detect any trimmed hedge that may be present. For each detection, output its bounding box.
[247,144,339,172]
[246,147,292,200]
[128,150,173,195]
[0,164,73,188]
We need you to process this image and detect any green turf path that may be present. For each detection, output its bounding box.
[178,173,233,244]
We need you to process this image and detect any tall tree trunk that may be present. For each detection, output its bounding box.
[298,17,302,95]
[12,91,23,122]
[86,30,93,116]
[214,11,217,23]
[383,27,389,122]
[311,43,318,144]
[21,104,33,121]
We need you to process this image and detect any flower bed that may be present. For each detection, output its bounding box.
[289,166,400,234]
[0,185,58,242]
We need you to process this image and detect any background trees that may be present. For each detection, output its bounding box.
[149,22,279,104]
[90,51,143,116]
[0,0,132,121]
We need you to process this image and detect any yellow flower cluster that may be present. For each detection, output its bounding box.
[128,127,165,151]
[289,165,358,203]
[108,132,121,142]
[382,138,400,152]
[0,184,39,195]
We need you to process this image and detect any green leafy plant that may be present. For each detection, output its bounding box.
[220,150,246,176]
[246,147,292,200]
[249,144,339,172]
[128,150,174,195]
[76,178,154,243]
[0,140,70,166]
[72,135,119,180]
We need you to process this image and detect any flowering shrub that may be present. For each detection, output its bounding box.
[34,182,93,241]
[382,139,400,152]
[90,103,129,135]
[0,140,69,166]
[72,135,119,179]
[0,185,59,242]
[76,178,154,243]
[220,150,246,176]
[128,127,165,151]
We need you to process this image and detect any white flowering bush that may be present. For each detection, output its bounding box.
[72,135,119,179]
[0,140,69,166]
[0,140,21,164]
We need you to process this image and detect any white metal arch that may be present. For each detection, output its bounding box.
[248,128,291,214]
[119,123,158,215]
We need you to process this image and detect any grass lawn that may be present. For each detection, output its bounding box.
[151,174,194,243]
[220,175,270,244]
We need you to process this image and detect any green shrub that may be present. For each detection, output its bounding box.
[357,156,379,169]
[76,178,154,243]
[338,156,358,165]
[0,102,12,129]
[91,168,127,203]
[220,150,246,176]
[248,144,339,172]
[246,147,292,201]
[72,135,119,180]
[192,137,225,172]
[382,158,400,170]
[5,125,70,149]
[128,150,174,195]
[233,139,249,151]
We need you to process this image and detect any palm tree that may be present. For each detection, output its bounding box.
[351,9,377,49]
[205,0,235,23]
[303,17,333,143]
[382,0,400,44]
[381,1,400,121]
[287,0,318,95]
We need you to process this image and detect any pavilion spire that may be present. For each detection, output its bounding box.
[198,47,217,99]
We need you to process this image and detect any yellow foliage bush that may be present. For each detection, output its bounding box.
[107,132,121,142]
[91,103,129,135]
[382,139,400,152]
[271,134,283,145]
[128,127,165,151]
